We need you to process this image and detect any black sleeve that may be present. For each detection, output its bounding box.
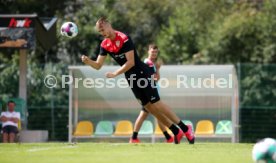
[120,38,135,54]
[99,46,108,56]
[90,42,101,60]
[94,42,101,56]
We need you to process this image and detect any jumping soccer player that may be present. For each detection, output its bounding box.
[81,17,194,144]
[130,44,174,143]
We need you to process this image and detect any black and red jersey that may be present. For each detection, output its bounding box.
[99,31,150,76]
[99,31,160,105]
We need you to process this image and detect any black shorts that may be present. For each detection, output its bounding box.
[2,125,18,134]
[126,72,160,106]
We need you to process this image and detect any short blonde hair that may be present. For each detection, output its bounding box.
[96,17,109,25]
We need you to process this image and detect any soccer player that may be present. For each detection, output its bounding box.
[81,17,194,144]
[130,44,174,143]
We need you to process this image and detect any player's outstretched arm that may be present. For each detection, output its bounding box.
[81,55,106,70]
[106,50,135,78]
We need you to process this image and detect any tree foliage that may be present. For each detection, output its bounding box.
[200,1,276,64]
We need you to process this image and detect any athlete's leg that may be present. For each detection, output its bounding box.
[144,102,184,144]
[157,119,173,142]
[2,133,8,143]
[130,109,149,143]
[9,133,16,143]
[144,102,173,127]
[134,109,149,132]
[152,100,182,124]
[129,77,188,144]
[151,100,195,144]
[158,119,168,132]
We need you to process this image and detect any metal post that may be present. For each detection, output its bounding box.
[68,69,73,143]
[231,66,236,143]
[19,49,27,101]
[50,62,55,140]
[231,66,240,143]
[74,87,78,127]
[236,64,241,143]
[19,49,27,129]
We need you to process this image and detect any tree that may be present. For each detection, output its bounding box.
[0,51,19,98]
[157,0,233,64]
[200,1,276,64]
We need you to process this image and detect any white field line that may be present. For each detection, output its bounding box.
[28,147,51,152]
[27,145,77,152]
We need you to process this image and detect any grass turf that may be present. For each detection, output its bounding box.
[0,143,253,163]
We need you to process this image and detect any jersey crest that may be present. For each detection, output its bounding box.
[115,40,120,47]
[101,31,128,54]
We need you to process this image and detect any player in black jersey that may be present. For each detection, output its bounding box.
[81,17,194,144]
[130,44,174,143]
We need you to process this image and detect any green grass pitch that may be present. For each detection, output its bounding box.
[0,143,253,163]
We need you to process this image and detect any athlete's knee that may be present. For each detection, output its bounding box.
[141,107,149,113]
[144,104,154,113]
[138,110,148,119]
[144,102,151,108]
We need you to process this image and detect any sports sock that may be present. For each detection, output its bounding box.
[132,132,138,139]
[169,124,179,136]
[163,131,171,140]
[177,121,188,133]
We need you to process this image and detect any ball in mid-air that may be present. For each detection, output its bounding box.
[60,22,78,38]
[252,138,276,163]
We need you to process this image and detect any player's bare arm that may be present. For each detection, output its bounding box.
[10,117,19,123]
[154,62,161,81]
[156,61,162,70]
[154,72,160,81]
[81,54,106,70]
[0,116,8,122]
[106,50,135,78]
